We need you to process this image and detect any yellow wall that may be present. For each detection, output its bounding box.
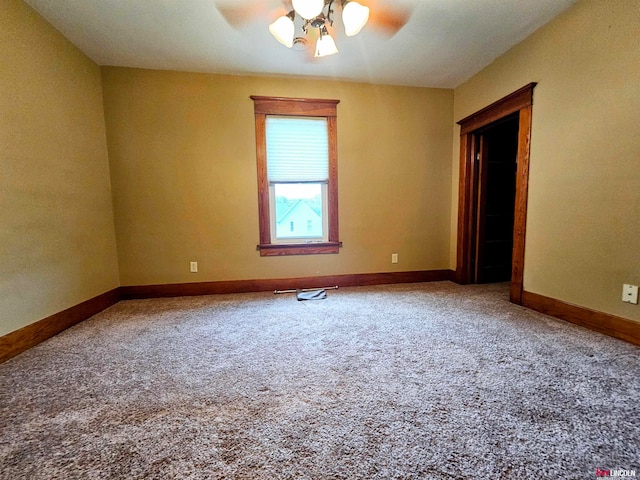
[5,0,636,340]
[452,0,640,320]
[101,68,453,285]
[0,0,120,336]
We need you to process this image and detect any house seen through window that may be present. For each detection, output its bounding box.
[276,183,323,240]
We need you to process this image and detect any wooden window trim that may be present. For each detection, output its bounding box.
[251,95,341,256]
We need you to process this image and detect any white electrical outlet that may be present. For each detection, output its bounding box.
[391,253,399,264]
[622,284,638,304]
[190,261,198,273]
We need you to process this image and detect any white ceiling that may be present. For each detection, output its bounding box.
[23,0,578,88]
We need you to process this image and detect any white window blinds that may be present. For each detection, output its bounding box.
[266,116,329,183]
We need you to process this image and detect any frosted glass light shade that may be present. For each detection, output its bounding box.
[342,1,369,36]
[292,0,325,20]
[269,15,295,48]
[315,33,338,57]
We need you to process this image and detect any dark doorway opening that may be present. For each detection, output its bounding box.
[472,115,519,283]
[456,83,536,304]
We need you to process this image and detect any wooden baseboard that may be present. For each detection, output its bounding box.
[6,277,633,363]
[522,290,640,346]
[0,271,454,363]
[0,288,120,364]
[120,269,455,300]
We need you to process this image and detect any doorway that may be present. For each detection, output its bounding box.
[473,115,519,283]
[455,83,536,304]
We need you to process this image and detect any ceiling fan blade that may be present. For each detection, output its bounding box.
[367,8,411,35]
[366,4,413,36]
[216,5,257,27]
[216,0,287,27]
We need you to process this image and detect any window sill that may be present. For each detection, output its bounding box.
[257,242,342,256]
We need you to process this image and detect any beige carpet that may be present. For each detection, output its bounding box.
[1,282,639,479]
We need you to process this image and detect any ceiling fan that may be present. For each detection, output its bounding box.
[215,0,412,58]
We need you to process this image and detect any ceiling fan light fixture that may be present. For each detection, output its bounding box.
[342,1,369,36]
[268,0,374,56]
[269,12,295,48]
[292,37,309,51]
[292,0,325,20]
[314,27,339,57]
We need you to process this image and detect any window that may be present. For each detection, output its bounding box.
[251,96,341,256]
